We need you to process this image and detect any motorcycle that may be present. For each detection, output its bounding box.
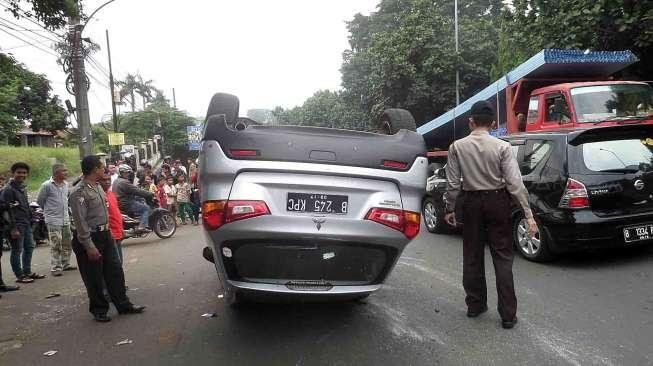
[29,202,49,246]
[122,198,176,240]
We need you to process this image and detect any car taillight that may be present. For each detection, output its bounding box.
[202,200,227,230]
[365,208,421,239]
[225,200,270,223]
[559,178,590,209]
[202,200,270,231]
[382,160,409,170]
[229,149,259,157]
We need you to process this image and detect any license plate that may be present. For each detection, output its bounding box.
[623,223,653,243]
[286,193,348,214]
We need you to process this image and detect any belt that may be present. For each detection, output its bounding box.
[90,224,109,232]
[464,189,507,195]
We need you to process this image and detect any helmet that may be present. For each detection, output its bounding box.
[118,164,133,174]
[140,159,148,166]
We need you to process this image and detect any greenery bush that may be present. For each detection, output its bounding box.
[0,147,81,193]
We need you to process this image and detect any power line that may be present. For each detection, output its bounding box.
[0,19,59,52]
[0,25,58,57]
[0,14,62,44]
[0,0,65,39]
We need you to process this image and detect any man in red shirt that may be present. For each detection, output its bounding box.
[100,169,124,263]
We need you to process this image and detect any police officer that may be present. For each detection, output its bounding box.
[444,101,537,329]
[69,155,145,322]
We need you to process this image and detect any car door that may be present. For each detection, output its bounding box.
[518,138,562,217]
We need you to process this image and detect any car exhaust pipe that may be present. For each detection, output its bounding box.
[202,246,215,263]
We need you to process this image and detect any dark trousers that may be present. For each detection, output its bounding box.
[71,230,132,316]
[462,190,517,321]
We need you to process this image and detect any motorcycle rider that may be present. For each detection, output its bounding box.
[112,164,153,234]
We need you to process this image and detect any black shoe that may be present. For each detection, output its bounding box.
[466,305,488,318]
[118,305,146,314]
[0,284,20,292]
[63,266,77,271]
[502,317,518,329]
[93,313,111,322]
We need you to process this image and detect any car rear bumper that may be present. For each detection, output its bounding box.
[203,215,411,296]
[542,210,653,252]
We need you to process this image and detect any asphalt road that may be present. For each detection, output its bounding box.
[1,224,652,365]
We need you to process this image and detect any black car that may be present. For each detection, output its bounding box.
[503,124,653,261]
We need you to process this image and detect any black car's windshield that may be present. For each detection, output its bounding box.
[582,137,653,172]
[571,84,653,123]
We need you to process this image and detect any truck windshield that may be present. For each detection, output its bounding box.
[570,84,653,123]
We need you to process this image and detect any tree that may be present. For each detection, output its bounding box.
[341,0,503,125]
[4,0,78,31]
[116,73,138,112]
[0,53,68,143]
[272,90,370,130]
[135,75,154,108]
[495,0,653,78]
[117,97,195,158]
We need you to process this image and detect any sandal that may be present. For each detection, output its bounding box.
[16,277,34,284]
[26,273,46,280]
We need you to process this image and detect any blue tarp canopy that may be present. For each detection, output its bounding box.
[418,49,639,148]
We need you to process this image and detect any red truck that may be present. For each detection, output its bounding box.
[506,80,653,133]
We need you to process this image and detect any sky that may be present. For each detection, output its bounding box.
[0,0,379,125]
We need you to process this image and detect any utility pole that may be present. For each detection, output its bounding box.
[70,11,93,158]
[172,88,177,109]
[106,29,118,133]
[454,0,460,107]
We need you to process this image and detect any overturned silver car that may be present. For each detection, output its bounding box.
[199,93,427,304]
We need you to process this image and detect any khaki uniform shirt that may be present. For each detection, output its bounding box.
[445,129,533,219]
[69,179,109,250]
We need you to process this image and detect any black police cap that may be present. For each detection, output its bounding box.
[470,100,495,117]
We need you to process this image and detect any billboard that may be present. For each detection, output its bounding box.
[187,125,202,151]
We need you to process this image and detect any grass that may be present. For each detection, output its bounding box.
[0,147,82,194]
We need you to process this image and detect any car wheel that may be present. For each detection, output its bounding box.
[377,108,417,134]
[206,93,240,124]
[512,213,554,262]
[423,197,447,233]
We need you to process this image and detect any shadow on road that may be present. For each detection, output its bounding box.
[548,244,653,269]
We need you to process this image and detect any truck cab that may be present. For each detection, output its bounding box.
[524,81,653,132]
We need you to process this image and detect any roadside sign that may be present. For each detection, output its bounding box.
[187,125,202,151]
[108,132,125,145]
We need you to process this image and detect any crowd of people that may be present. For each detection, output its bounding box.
[0,155,199,322]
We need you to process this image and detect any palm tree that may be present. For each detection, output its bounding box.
[116,73,138,112]
[136,75,154,109]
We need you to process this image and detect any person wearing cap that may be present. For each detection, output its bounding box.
[444,100,537,330]
[69,155,145,322]
[112,164,153,233]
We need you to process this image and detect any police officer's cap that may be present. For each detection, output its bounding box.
[470,100,495,118]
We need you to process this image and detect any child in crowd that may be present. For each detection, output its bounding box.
[175,175,196,225]
[156,179,168,210]
[164,177,177,221]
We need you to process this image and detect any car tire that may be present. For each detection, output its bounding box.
[206,93,240,124]
[512,212,555,262]
[423,197,447,234]
[378,108,417,134]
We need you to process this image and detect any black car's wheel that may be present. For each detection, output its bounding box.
[423,197,447,233]
[512,213,554,262]
[377,108,417,134]
[153,212,177,239]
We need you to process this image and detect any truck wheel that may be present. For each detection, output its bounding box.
[378,108,417,134]
[206,93,240,124]
[512,213,555,262]
[423,197,447,233]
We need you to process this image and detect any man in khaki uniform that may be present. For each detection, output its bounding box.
[444,101,537,329]
[69,155,145,322]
